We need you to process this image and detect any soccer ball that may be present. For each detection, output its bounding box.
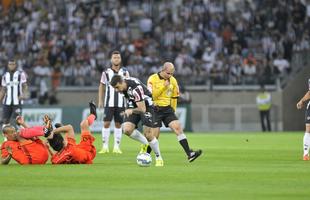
[136,153,152,167]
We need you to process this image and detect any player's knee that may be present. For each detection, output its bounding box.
[114,122,122,128]
[67,124,74,131]
[103,122,111,128]
[174,127,182,134]
[122,126,133,136]
[145,135,153,142]
[171,123,183,134]
[80,120,88,130]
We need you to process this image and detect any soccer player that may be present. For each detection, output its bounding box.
[98,51,129,154]
[1,116,49,165]
[45,102,97,164]
[147,62,202,162]
[296,79,310,160]
[0,60,28,140]
[110,75,164,166]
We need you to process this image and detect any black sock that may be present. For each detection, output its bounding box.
[179,139,191,156]
[147,145,152,154]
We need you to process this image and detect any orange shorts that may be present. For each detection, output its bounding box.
[75,131,96,163]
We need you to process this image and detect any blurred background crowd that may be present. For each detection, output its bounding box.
[0,0,310,104]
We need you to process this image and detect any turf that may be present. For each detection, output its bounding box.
[0,132,309,200]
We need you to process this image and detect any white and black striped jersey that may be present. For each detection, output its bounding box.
[1,70,27,105]
[122,77,153,108]
[100,67,130,108]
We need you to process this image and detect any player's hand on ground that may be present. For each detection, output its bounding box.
[6,146,12,155]
[297,100,304,109]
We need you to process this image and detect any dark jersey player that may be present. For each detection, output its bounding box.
[110,75,164,166]
[297,78,310,161]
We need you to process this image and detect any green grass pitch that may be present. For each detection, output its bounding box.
[0,132,309,200]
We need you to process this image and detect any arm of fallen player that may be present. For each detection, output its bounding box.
[1,146,12,165]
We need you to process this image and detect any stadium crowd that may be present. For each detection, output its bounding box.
[0,0,310,99]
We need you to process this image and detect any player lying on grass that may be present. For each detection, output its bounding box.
[1,116,49,165]
[110,75,164,166]
[44,102,97,164]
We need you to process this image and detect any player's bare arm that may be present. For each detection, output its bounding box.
[45,142,55,157]
[297,91,310,109]
[50,125,75,139]
[123,101,146,117]
[19,83,29,100]
[1,146,13,165]
[98,83,106,108]
[171,80,180,111]
[0,86,6,102]
[16,116,29,128]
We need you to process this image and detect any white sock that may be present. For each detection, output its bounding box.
[129,129,148,145]
[177,133,187,141]
[149,137,162,158]
[303,132,310,156]
[102,127,110,148]
[114,127,122,148]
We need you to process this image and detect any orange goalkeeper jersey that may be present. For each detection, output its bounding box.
[1,139,49,164]
[51,131,96,164]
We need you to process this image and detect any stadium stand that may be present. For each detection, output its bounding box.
[0,0,309,97]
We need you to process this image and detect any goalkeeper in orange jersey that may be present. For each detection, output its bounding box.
[147,62,202,162]
[45,102,97,164]
[1,116,49,165]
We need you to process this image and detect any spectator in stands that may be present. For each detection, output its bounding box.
[273,54,290,75]
[178,85,191,104]
[0,0,309,90]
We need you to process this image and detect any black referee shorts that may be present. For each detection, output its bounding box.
[123,106,156,128]
[153,105,178,127]
[103,107,125,123]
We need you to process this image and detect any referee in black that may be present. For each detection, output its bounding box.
[0,60,28,140]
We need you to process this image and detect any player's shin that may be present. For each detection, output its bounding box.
[129,129,149,145]
[177,133,191,156]
[102,127,110,149]
[114,127,122,148]
[149,137,162,158]
[87,114,96,126]
[303,132,310,156]
[19,126,45,138]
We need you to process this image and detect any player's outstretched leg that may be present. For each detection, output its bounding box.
[89,101,97,119]
[169,120,202,162]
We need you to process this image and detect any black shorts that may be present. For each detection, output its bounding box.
[2,104,22,124]
[305,103,310,124]
[104,107,125,123]
[124,106,156,128]
[153,105,178,127]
